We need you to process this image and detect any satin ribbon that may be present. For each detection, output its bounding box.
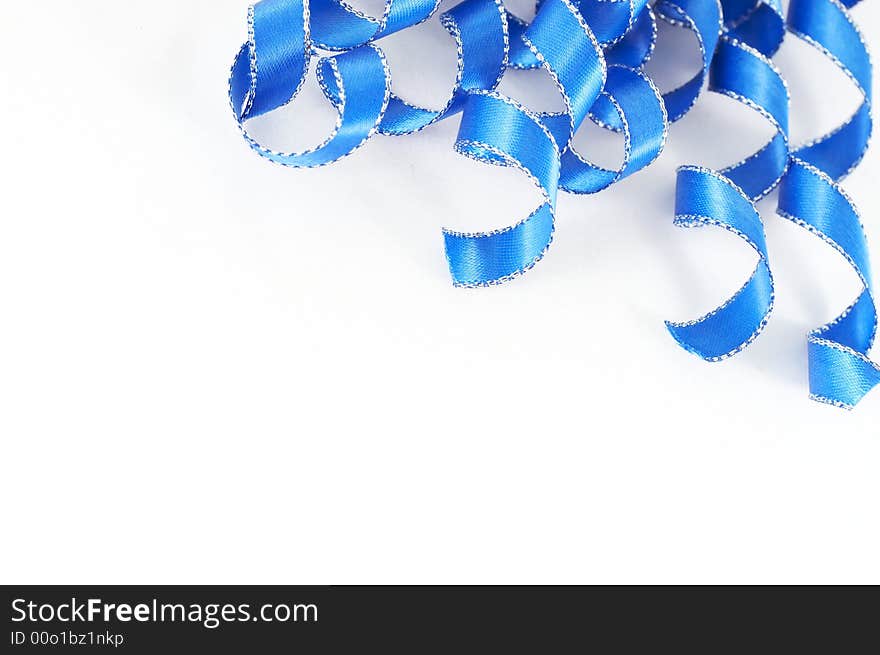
[446,0,669,286]
[777,0,876,409]
[227,0,876,408]
[666,17,789,360]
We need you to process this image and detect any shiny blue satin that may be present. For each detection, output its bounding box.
[227,0,878,409]
[666,20,788,360]
[450,0,669,284]
[377,0,508,136]
[444,92,559,286]
[776,0,877,409]
[228,0,712,284]
[667,166,775,360]
[655,0,722,123]
[721,0,785,57]
[310,0,440,50]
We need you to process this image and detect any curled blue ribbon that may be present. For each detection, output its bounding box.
[310,0,440,50]
[228,0,711,282]
[378,0,508,136]
[721,0,785,57]
[666,33,789,359]
[445,0,671,284]
[227,0,877,409]
[777,0,877,409]
[655,0,722,123]
[444,91,560,286]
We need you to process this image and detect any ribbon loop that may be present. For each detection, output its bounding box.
[666,166,774,360]
[443,92,560,286]
[310,0,440,50]
[378,0,509,135]
[227,0,878,409]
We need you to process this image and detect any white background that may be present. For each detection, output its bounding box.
[1,1,878,584]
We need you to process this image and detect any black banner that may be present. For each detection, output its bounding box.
[1,586,876,652]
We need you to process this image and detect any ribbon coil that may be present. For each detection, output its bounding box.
[228,0,876,409]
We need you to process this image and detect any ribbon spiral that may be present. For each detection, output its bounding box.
[228,0,877,409]
[777,0,876,409]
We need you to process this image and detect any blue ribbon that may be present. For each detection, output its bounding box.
[227,0,877,408]
[666,31,789,360]
[427,0,671,284]
[776,0,877,409]
[721,0,785,58]
[444,91,560,286]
